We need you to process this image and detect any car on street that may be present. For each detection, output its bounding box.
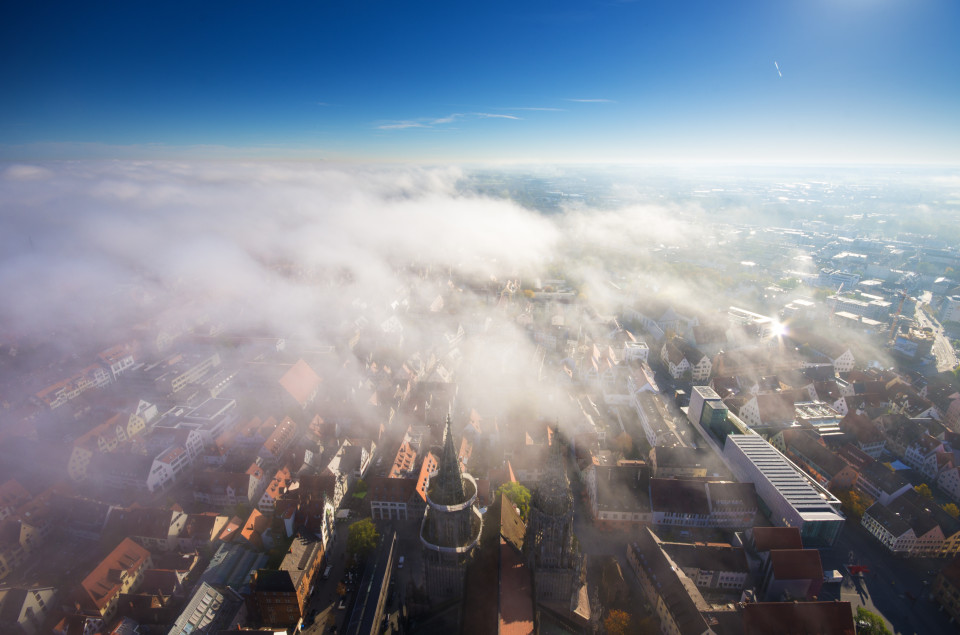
[398,556,404,568]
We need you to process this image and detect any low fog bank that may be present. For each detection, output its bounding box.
[4,160,955,430]
[0,161,561,342]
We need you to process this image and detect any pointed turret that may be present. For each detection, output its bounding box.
[533,424,571,517]
[420,414,483,603]
[431,415,466,505]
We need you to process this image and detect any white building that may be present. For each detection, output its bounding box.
[723,435,844,546]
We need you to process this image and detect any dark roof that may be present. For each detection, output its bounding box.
[107,507,173,540]
[751,527,803,552]
[769,549,823,581]
[783,429,847,478]
[705,481,758,512]
[631,528,711,635]
[462,494,506,635]
[860,461,910,495]
[839,411,883,444]
[742,601,856,635]
[836,443,872,470]
[756,391,803,425]
[0,588,28,625]
[652,446,705,469]
[650,479,709,516]
[661,542,749,574]
[595,465,649,513]
[650,479,756,516]
[252,569,295,593]
[863,502,912,537]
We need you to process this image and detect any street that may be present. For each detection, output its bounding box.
[300,516,420,634]
[915,305,958,372]
[301,521,351,634]
[821,521,955,634]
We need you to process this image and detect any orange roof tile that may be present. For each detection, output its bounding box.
[79,537,151,611]
[278,359,322,408]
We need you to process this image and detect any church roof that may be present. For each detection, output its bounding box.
[531,429,571,517]
[499,492,526,553]
[428,415,466,505]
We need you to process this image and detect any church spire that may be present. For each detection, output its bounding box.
[533,423,571,517]
[431,414,466,505]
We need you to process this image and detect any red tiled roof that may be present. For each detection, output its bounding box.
[263,466,293,500]
[278,359,322,408]
[261,417,296,456]
[79,537,151,611]
[389,441,417,478]
[240,509,269,550]
[217,516,243,543]
[98,341,139,365]
[416,452,438,502]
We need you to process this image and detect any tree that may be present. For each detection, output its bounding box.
[604,609,634,635]
[833,488,868,521]
[355,478,368,495]
[915,483,934,499]
[855,607,892,635]
[943,503,960,519]
[347,518,379,560]
[495,482,532,521]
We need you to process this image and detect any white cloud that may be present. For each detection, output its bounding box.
[2,164,54,181]
[0,161,558,340]
[377,121,429,130]
[474,113,521,120]
[376,111,521,130]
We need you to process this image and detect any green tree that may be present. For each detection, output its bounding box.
[855,607,892,635]
[943,503,960,519]
[355,478,368,495]
[347,518,380,560]
[604,610,634,635]
[832,488,868,521]
[495,482,532,521]
[915,483,934,499]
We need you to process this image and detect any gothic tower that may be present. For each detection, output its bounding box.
[525,430,584,606]
[420,415,482,602]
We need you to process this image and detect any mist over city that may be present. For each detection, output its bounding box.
[2,0,960,634]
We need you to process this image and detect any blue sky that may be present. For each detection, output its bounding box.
[2,0,958,164]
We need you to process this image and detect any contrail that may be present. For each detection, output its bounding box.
[774,61,782,78]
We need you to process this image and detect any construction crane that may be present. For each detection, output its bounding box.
[888,290,908,341]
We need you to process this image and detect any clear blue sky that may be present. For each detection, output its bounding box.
[2,0,958,164]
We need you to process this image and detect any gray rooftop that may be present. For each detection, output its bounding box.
[727,435,841,516]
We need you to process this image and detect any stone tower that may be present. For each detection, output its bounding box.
[525,430,584,606]
[420,415,482,602]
